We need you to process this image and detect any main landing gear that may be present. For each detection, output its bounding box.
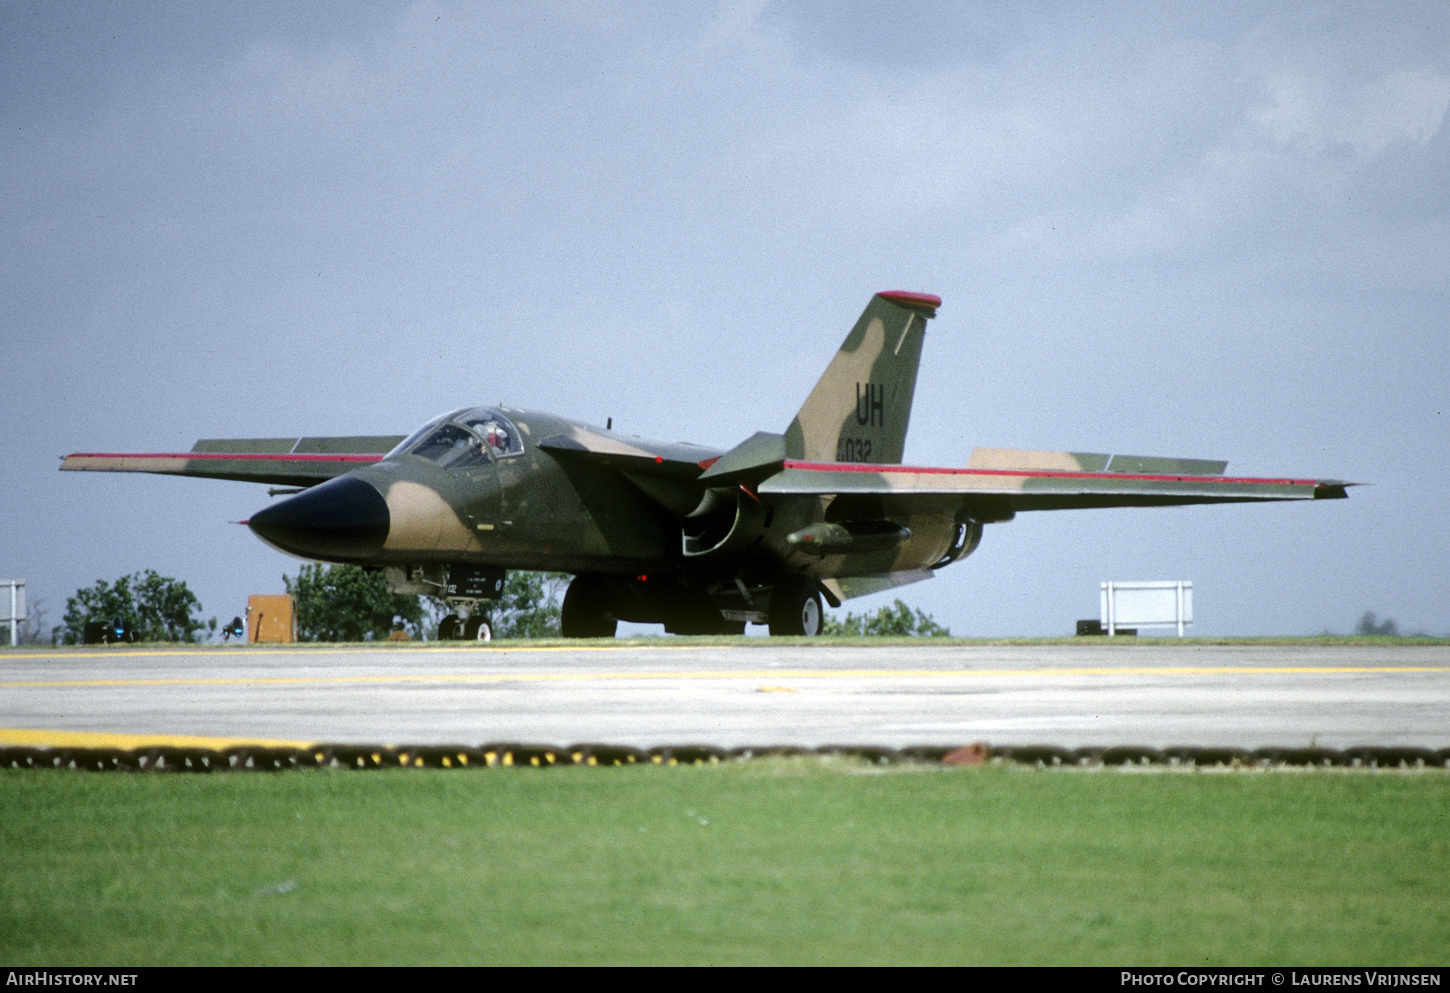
[560,576,618,639]
[556,573,824,638]
[767,576,824,637]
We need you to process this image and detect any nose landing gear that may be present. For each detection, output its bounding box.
[407,565,506,642]
[437,609,494,642]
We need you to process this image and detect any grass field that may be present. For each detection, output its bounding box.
[2,760,1447,966]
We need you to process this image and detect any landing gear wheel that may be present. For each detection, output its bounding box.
[464,617,492,642]
[561,577,617,638]
[438,614,461,641]
[768,577,823,637]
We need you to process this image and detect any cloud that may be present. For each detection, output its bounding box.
[1254,65,1450,159]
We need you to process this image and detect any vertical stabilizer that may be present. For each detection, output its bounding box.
[784,291,939,464]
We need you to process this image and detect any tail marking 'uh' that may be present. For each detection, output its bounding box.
[784,291,940,465]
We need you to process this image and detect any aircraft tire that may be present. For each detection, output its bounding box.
[464,617,492,642]
[438,615,461,640]
[768,577,823,637]
[561,577,618,638]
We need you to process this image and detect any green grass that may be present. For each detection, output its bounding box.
[2,762,1447,965]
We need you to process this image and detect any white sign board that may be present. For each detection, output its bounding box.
[1,579,24,646]
[1100,581,1192,636]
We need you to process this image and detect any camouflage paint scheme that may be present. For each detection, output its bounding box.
[62,291,1350,638]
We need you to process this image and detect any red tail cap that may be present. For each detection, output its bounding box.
[877,290,941,314]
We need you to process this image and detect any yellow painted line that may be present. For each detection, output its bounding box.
[6,641,1448,661]
[0,728,312,750]
[0,643,710,660]
[0,666,1444,690]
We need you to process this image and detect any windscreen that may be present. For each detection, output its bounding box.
[386,410,466,459]
[408,423,492,469]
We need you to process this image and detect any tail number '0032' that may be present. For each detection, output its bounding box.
[837,438,872,461]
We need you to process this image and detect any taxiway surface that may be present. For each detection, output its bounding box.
[2,642,1448,750]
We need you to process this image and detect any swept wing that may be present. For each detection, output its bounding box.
[758,446,1350,521]
[60,436,404,487]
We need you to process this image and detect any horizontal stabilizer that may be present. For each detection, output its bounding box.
[820,568,934,604]
[697,431,786,483]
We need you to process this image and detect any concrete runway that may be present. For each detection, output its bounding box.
[1,641,1448,751]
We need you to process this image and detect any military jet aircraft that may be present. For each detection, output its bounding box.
[62,291,1350,639]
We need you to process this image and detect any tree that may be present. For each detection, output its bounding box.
[1356,611,1400,637]
[823,598,950,637]
[60,571,208,643]
[486,572,569,638]
[285,564,425,642]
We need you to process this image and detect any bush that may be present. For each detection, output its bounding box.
[823,598,949,637]
[285,564,425,642]
[61,571,209,643]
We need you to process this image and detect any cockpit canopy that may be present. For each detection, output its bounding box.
[388,407,524,469]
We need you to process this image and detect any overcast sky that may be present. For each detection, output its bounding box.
[4,0,1447,638]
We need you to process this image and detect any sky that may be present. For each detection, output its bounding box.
[3,0,1447,639]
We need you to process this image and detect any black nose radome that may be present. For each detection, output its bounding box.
[248,475,389,559]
